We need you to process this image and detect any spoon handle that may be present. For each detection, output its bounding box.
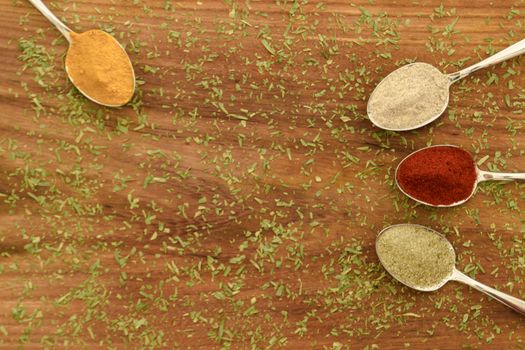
[28,0,72,42]
[449,38,525,82]
[478,169,525,182]
[451,268,525,316]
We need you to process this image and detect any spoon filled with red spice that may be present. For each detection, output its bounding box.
[395,145,525,207]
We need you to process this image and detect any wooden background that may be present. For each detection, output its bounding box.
[1,0,525,349]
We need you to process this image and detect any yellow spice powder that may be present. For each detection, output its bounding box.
[65,30,134,106]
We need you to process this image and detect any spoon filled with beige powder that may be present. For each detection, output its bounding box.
[367,38,525,131]
[376,224,525,315]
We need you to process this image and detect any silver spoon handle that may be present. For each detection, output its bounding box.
[449,38,525,82]
[478,169,525,182]
[451,268,525,316]
[28,0,72,42]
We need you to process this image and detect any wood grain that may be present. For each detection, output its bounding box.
[1,0,525,349]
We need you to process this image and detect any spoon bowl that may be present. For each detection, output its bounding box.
[395,144,525,207]
[367,63,452,132]
[65,30,136,107]
[377,224,525,316]
[376,224,454,292]
[367,38,525,131]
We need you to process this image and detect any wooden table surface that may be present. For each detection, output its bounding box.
[1,0,525,349]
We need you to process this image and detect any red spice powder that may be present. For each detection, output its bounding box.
[396,146,477,206]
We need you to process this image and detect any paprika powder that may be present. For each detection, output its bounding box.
[396,145,477,206]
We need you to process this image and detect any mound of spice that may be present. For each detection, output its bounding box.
[396,146,477,206]
[376,224,455,290]
[367,63,450,130]
[65,30,134,106]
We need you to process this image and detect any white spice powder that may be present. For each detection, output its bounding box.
[367,63,450,130]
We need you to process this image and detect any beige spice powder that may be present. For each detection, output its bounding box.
[376,225,455,290]
[367,63,450,130]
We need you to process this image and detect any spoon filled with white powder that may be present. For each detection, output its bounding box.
[367,38,525,131]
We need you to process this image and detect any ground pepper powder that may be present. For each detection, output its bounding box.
[396,146,477,206]
[65,30,134,106]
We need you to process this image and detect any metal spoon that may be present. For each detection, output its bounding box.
[377,224,525,316]
[28,0,135,107]
[367,38,525,131]
[396,144,525,207]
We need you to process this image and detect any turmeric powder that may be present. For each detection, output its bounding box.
[65,30,135,106]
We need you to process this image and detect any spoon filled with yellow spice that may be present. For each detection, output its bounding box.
[28,0,135,107]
